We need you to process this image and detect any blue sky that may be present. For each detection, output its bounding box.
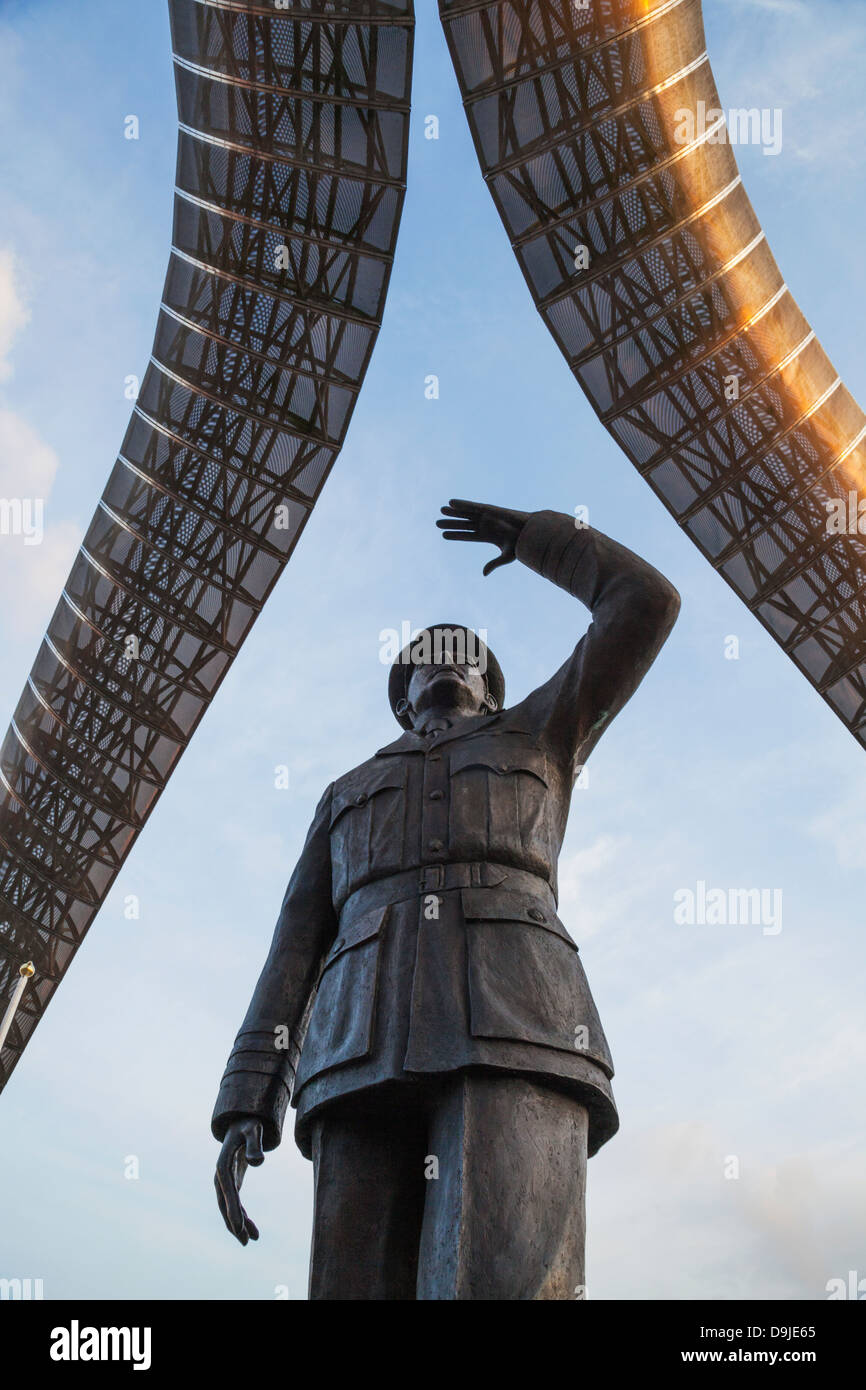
[0,0,864,1300]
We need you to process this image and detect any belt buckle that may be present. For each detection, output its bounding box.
[420,864,445,893]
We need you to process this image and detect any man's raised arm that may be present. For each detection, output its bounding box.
[439,500,680,766]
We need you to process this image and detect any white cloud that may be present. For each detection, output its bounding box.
[557,835,635,941]
[714,1,866,170]
[591,1122,866,1298]
[0,515,80,638]
[0,406,57,496]
[559,833,625,895]
[0,252,79,637]
[807,790,866,870]
[0,247,28,381]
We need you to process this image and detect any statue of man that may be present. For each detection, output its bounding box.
[213,500,680,1299]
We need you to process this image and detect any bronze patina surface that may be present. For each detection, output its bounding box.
[213,500,680,1299]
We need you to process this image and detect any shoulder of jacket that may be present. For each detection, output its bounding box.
[332,753,381,791]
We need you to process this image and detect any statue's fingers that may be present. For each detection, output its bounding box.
[216,1140,240,1186]
[446,498,485,514]
[214,1172,227,1219]
[244,1125,265,1168]
[439,530,484,541]
[214,1172,238,1238]
[217,1158,248,1240]
[482,549,515,577]
[240,1206,260,1242]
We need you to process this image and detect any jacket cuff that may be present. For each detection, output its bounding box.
[211,1027,296,1150]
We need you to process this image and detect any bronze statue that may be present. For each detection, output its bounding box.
[212,500,680,1299]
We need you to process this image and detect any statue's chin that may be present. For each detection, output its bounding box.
[415,676,470,709]
[416,703,482,729]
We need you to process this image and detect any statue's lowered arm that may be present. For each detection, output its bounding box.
[212,783,336,1243]
[213,783,337,1149]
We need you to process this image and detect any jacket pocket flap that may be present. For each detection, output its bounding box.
[322,903,388,969]
[450,743,548,784]
[460,888,576,948]
[330,764,406,827]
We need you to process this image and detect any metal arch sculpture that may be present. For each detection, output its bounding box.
[440,0,866,743]
[3,0,866,1092]
[0,0,414,1090]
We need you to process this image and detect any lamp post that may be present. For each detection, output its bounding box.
[0,962,35,1053]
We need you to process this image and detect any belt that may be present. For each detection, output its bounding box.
[339,861,556,919]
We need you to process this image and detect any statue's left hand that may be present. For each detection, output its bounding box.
[437,499,529,576]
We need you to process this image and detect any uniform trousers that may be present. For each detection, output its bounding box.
[307,1070,588,1300]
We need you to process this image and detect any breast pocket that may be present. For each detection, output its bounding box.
[294,904,388,1089]
[460,887,613,1075]
[449,742,551,868]
[329,762,407,903]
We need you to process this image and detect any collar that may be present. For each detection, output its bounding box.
[375,709,530,757]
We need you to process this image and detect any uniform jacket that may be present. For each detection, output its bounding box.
[212,511,680,1158]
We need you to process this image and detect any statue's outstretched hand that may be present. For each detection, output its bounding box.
[437,499,529,576]
[215,1117,265,1246]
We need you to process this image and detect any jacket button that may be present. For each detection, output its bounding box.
[429,790,444,801]
[355,793,368,806]
[528,907,545,923]
[429,838,444,852]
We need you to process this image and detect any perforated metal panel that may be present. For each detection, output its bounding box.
[4,0,864,1095]
[0,0,414,1090]
[440,0,866,737]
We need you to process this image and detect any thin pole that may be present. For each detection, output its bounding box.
[0,962,35,1053]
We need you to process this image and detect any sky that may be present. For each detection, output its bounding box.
[0,0,865,1301]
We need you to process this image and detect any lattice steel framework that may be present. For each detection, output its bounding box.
[3,0,865,1094]
[441,0,866,740]
[0,0,414,1090]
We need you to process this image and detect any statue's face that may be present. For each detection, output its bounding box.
[406,654,489,723]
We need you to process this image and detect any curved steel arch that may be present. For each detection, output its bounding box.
[4,0,865,1094]
[0,0,414,1090]
[441,0,866,737]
